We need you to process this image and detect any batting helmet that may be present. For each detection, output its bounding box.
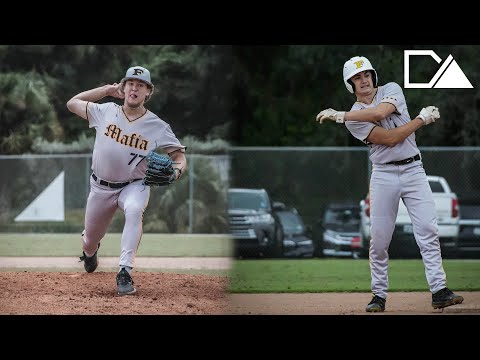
[120,66,155,102]
[343,56,378,94]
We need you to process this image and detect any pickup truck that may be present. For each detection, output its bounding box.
[227,188,284,258]
[360,175,460,258]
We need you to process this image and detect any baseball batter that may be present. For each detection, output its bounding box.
[66,65,187,295]
[316,56,463,312]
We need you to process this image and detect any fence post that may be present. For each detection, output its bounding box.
[367,151,371,188]
[85,155,91,201]
[188,154,194,234]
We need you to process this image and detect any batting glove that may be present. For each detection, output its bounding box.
[316,108,346,124]
[417,106,440,125]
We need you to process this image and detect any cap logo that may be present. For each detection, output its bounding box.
[132,68,144,76]
[354,60,364,69]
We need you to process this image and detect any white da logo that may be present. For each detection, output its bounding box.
[404,50,473,89]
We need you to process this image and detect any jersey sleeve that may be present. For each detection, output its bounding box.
[87,102,114,129]
[156,124,187,152]
[379,82,407,114]
[344,103,376,145]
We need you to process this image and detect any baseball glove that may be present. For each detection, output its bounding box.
[142,151,177,186]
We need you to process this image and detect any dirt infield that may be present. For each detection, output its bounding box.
[0,257,230,315]
[1,257,479,315]
[0,271,229,315]
[227,292,480,315]
[2,270,478,315]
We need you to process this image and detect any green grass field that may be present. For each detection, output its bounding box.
[0,233,232,257]
[228,258,480,293]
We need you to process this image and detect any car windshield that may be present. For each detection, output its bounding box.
[277,211,304,234]
[324,207,360,232]
[228,192,269,211]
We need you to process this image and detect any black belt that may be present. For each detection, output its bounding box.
[92,173,137,189]
[386,154,421,166]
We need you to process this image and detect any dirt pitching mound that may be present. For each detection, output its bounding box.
[0,271,229,315]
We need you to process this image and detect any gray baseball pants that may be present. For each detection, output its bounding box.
[369,160,447,299]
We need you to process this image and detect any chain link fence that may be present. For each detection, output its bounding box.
[229,147,480,228]
[1,147,479,233]
[0,154,230,234]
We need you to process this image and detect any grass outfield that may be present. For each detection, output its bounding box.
[228,258,480,293]
[0,233,232,257]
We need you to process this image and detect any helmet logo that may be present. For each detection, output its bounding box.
[354,60,364,69]
[132,68,144,75]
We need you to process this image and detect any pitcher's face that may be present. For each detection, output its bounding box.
[123,79,150,108]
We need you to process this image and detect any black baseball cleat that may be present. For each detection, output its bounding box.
[432,288,464,309]
[366,295,386,312]
[116,268,137,295]
[79,243,100,273]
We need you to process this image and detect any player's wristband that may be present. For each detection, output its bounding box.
[174,168,182,178]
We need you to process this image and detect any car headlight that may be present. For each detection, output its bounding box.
[246,214,275,224]
[324,229,338,238]
[297,240,313,246]
[324,230,344,241]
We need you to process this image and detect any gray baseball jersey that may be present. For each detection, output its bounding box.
[87,101,185,182]
[345,82,419,164]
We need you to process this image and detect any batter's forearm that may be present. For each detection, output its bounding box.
[345,109,379,122]
[344,103,396,122]
[368,118,424,146]
[388,118,424,145]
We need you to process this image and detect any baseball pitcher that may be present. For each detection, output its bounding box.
[66,65,187,295]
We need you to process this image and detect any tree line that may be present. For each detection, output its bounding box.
[232,45,480,147]
[1,45,479,154]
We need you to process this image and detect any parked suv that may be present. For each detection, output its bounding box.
[227,188,284,258]
[360,175,460,258]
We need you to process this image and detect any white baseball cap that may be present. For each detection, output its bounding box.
[122,66,153,87]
